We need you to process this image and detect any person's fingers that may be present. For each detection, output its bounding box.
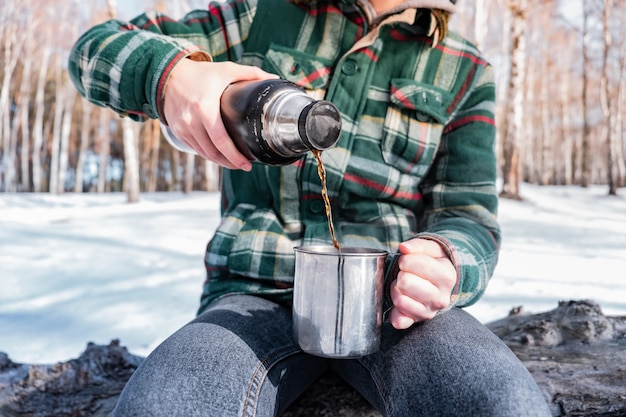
[393,270,446,308]
[192,131,247,170]
[201,109,252,171]
[230,63,279,83]
[389,271,445,327]
[397,252,453,286]
[399,238,447,258]
[389,308,418,329]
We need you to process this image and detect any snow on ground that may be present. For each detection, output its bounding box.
[1,183,625,364]
[465,184,626,322]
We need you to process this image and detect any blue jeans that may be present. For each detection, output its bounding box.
[110,295,551,416]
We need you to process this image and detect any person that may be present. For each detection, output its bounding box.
[68,0,552,415]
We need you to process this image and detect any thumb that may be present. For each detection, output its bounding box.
[398,238,446,258]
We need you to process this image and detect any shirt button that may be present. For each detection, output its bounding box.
[341,60,358,75]
[309,200,324,214]
[290,62,301,74]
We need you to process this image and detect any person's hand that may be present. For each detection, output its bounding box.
[389,238,457,329]
[163,60,278,171]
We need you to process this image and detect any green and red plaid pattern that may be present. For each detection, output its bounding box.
[68,0,500,314]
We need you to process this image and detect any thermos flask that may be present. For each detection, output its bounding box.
[163,79,342,165]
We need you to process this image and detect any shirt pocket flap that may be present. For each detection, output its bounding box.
[264,44,333,90]
[389,79,453,125]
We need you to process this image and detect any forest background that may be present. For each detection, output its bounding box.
[0,0,625,200]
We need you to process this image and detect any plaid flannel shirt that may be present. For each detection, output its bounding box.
[69,0,501,314]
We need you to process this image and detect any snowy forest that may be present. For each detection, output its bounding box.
[0,0,625,199]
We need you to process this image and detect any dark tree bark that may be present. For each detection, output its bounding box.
[0,340,142,417]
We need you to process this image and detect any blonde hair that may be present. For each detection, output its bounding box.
[431,9,450,43]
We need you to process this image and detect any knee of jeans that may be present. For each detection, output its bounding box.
[453,368,551,417]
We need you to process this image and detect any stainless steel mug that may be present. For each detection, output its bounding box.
[293,245,388,358]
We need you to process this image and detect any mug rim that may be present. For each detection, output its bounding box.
[293,245,388,257]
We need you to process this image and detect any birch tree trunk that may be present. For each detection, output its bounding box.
[106,0,116,19]
[613,44,626,188]
[524,49,537,183]
[49,56,67,194]
[494,0,510,172]
[107,0,141,202]
[97,109,111,193]
[123,118,141,202]
[0,0,28,191]
[602,0,619,195]
[19,55,33,191]
[500,0,527,200]
[32,37,52,193]
[581,0,593,188]
[560,54,574,186]
[150,123,162,192]
[74,100,92,193]
[473,0,488,51]
[540,19,553,186]
[7,90,20,191]
[168,149,180,191]
[9,52,34,192]
[184,154,195,193]
[141,119,161,192]
[58,87,77,194]
[205,160,221,191]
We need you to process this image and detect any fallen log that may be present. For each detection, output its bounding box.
[487,299,626,417]
[0,340,142,417]
[1,300,624,417]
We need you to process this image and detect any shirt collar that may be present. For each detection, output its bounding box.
[293,0,441,44]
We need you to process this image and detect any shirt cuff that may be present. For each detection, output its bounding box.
[156,49,212,125]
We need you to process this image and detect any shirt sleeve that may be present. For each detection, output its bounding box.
[418,63,501,308]
[67,0,257,122]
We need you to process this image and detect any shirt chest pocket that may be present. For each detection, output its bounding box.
[261,44,333,100]
[382,79,453,176]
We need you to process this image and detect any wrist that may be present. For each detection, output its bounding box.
[159,50,212,124]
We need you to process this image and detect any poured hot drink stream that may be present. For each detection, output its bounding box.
[312,150,341,251]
